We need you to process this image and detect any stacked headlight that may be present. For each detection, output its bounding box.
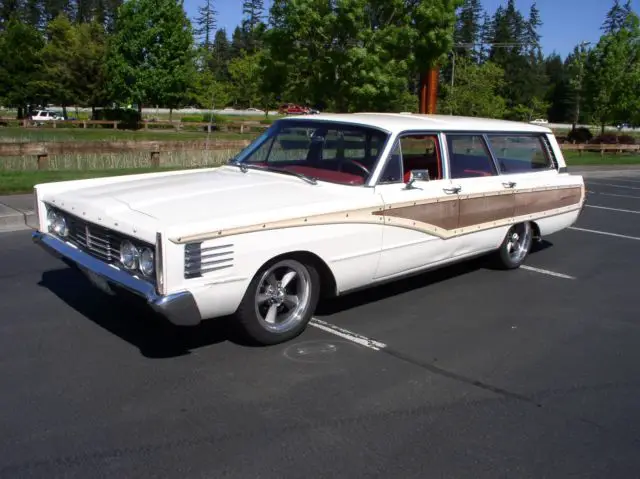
[46,209,68,237]
[120,240,139,269]
[139,248,154,276]
[120,240,154,277]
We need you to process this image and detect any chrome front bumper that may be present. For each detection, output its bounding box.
[32,231,202,326]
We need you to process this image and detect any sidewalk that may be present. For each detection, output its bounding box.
[0,194,36,232]
[1,165,638,233]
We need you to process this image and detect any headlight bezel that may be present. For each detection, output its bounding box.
[120,240,140,270]
[138,247,155,277]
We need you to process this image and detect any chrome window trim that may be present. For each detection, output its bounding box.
[483,132,558,176]
[443,132,500,179]
[369,130,449,186]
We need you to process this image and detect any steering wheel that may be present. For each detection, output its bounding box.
[339,159,371,176]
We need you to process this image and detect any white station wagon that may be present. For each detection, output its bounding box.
[33,113,586,344]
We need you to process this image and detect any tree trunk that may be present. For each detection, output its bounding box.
[601,121,605,135]
[169,108,173,121]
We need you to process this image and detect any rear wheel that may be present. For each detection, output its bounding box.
[235,258,320,345]
[494,222,533,269]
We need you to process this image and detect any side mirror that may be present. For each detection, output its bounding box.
[404,169,430,189]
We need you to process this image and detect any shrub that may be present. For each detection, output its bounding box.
[618,134,636,145]
[92,108,141,129]
[567,127,593,144]
[590,133,618,144]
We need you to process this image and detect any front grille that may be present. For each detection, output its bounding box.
[66,215,128,263]
[184,242,234,279]
[67,216,122,263]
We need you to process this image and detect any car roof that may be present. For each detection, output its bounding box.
[278,112,552,134]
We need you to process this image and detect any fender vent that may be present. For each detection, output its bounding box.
[184,242,234,279]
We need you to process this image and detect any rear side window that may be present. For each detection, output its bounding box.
[486,135,553,173]
[446,134,497,179]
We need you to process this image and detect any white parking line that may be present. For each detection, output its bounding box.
[597,177,640,184]
[587,190,640,199]
[309,318,387,351]
[520,265,576,280]
[585,205,640,214]
[569,226,640,241]
[587,181,640,190]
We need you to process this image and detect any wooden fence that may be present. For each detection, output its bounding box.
[0,117,270,133]
[0,140,250,169]
[0,139,638,170]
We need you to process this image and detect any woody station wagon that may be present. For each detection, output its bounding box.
[32,113,586,345]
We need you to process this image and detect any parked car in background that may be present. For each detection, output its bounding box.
[31,110,64,123]
[279,104,310,115]
[530,118,548,125]
[32,113,585,346]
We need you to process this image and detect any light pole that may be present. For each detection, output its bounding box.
[572,40,591,131]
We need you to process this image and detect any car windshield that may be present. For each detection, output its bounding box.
[231,119,390,186]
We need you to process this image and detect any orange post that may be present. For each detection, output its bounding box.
[419,67,439,114]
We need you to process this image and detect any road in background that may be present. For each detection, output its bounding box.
[1,172,640,477]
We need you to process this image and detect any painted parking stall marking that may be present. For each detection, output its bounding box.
[520,265,576,280]
[585,205,640,215]
[569,226,640,242]
[310,318,387,351]
[587,181,640,190]
[587,190,640,200]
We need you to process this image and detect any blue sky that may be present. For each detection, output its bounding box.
[183,0,640,59]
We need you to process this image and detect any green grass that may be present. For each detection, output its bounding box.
[0,127,256,143]
[562,151,640,165]
[0,167,194,194]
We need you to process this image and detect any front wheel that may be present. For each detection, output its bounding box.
[494,222,533,269]
[235,258,320,345]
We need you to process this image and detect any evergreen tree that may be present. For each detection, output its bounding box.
[602,0,633,33]
[241,0,264,52]
[195,0,217,50]
[211,27,230,80]
[454,0,484,61]
[22,0,44,29]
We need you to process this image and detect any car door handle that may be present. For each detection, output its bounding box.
[443,186,461,194]
[502,181,516,188]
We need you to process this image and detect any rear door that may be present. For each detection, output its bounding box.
[442,133,516,255]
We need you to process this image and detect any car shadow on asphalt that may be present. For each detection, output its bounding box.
[37,267,253,359]
[37,240,553,357]
[315,239,553,316]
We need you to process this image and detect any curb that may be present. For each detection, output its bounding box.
[0,210,36,232]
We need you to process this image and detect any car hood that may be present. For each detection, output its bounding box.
[48,166,376,241]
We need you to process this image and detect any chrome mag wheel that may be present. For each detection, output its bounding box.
[254,259,312,333]
[506,222,533,264]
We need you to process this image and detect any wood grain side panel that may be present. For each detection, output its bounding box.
[458,194,515,228]
[515,187,582,217]
[375,200,459,230]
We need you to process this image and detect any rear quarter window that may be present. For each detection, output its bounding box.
[486,135,554,173]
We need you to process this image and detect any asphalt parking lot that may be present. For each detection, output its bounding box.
[2,172,640,478]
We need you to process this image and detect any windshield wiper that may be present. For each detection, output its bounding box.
[227,159,248,173]
[231,163,318,185]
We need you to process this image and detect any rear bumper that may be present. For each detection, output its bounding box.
[32,231,202,326]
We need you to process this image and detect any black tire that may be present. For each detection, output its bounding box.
[235,257,320,345]
[494,222,534,269]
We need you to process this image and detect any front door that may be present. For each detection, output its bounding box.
[373,133,464,280]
